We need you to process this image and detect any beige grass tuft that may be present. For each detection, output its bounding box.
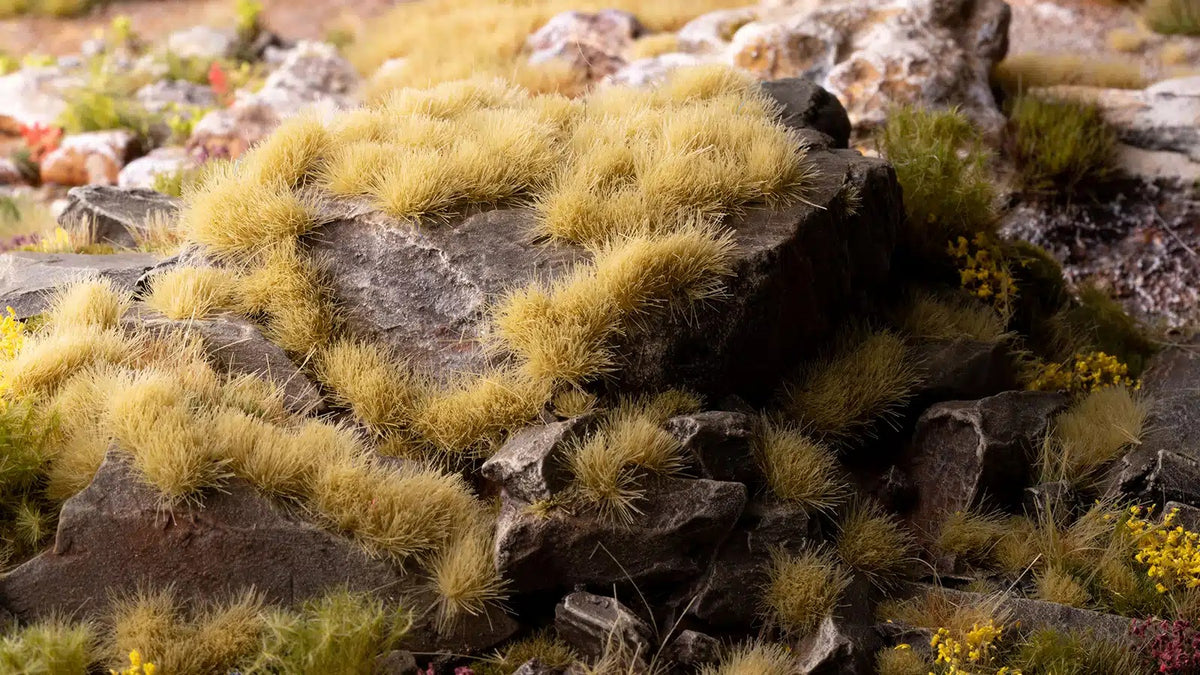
[1042,385,1147,489]
[429,518,507,630]
[315,339,428,436]
[700,642,794,675]
[45,278,130,331]
[1,329,130,398]
[762,546,850,636]
[239,113,331,188]
[755,421,846,513]
[145,266,238,321]
[836,500,916,587]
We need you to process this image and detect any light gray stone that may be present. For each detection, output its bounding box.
[58,185,180,249]
[555,592,654,661]
[481,415,596,502]
[0,250,161,320]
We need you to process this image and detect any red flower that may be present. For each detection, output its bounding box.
[208,61,230,105]
[19,122,62,162]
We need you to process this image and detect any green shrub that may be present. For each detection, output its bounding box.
[1011,95,1118,193]
[1144,0,1200,36]
[1013,628,1149,675]
[877,106,997,265]
[57,88,153,136]
[0,618,96,673]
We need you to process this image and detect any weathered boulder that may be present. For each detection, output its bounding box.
[0,66,81,126]
[909,338,1015,404]
[794,616,882,675]
[662,630,721,668]
[166,25,237,60]
[124,307,323,416]
[761,77,852,148]
[1,452,406,620]
[528,10,644,82]
[495,478,746,593]
[1112,337,1200,507]
[0,250,161,320]
[40,130,138,187]
[555,592,654,661]
[118,147,199,191]
[136,80,219,114]
[664,411,760,486]
[311,135,900,398]
[688,500,817,629]
[58,185,180,249]
[188,41,359,160]
[906,391,1069,537]
[481,415,596,502]
[615,0,1011,135]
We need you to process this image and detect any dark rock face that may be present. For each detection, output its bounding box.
[794,616,882,675]
[688,500,817,629]
[311,137,900,399]
[555,592,654,661]
[495,478,746,593]
[1112,338,1200,507]
[761,78,852,148]
[906,391,1068,536]
[481,415,597,503]
[664,411,761,486]
[1,453,405,620]
[0,250,161,320]
[127,307,323,415]
[909,338,1015,404]
[58,185,180,249]
[662,630,721,668]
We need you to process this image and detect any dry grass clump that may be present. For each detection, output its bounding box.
[108,588,265,675]
[836,500,916,588]
[0,617,95,673]
[877,588,1006,637]
[1034,564,1092,607]
[1010,95,1118,193]
[248,589,411,674]
[552,388,599,418]
[780,330,920,445]
[700,642,795,675]
[315,339,427,436]
[897,291,1009,343]
[876,646,931,675]
[45,278,130,330]
[628,33,680,60]
[475,630,579,675]
[239,114,332,188]
[428,519,507,629]
[348,0,753,98]
[763,546,850,636]
[1042,386,1147,490]
[235,243,336,355]
[1013,628,1147,675]
[1144,0,1200,35]
[937,509,1009,568]
[1107,27,1149,52]
[411,368,553,459]
[0,328,130,398]
[567,396,688,523]
[145,267,239,320]
[876,106,997,263]
[755,422,846,513]
[993,54,1147,93]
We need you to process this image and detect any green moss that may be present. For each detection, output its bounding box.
[1011,95,1118,194]
[474,631,578,675]
[877,106,997,266]
[1144,0,1200,36]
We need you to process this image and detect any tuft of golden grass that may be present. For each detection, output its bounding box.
[1041,385,1147,490]
[628,33,680,60]
[348,0,752,99]
[876,646,930,675]
[568,398,687,523]
[755,421,846,513]
[836,500,916,588]
[1107,27,1149,52]
[428,518,507,630]
[45,278,130,331]
[994,54,1147,93]
[236,244,336,355]
[762,546,850,636]
[781,330,920,444]
[412,368,553,460]
[1034,565,1092,608]
[1,328,131,398]
[700,642,795,675]
[315,339,428,436]
[0,616,96,673]
[145,267,238,321]
[897,292,1009,343]
[239,113,331,188]
[551,388,599,419]
[937,509,1009,568]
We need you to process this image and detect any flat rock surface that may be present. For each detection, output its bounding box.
[0,250,161,320]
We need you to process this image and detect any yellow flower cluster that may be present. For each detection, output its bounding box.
[110,650,156,675]
[948,234,1016,317]
[1028,351,1138,394]
[930,621,1021,675]
[38,227,72,254]
[0,306,24,362]
[1126,506,1200,594]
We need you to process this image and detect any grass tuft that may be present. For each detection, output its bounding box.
[897,291,1009,343]
[428,519,507,630]
[0,617,95,673]
[475,630,578,675]
[45,278,130,332]
[1011,95,1117,194]
[755,421,846,513]
[700,642,794,675]
[876,646,931,675]
[1,329,130,398]
[937,509,1009,568]
[780,330,920,445]
[1013,628,1149,675]
[145,267,238,321]
[762,546,850,636]
[993,54,1147,93]
[836,500,916,588]
[1041,385,1147,491]
[1034,565,1092,607]
[315,339,428,437]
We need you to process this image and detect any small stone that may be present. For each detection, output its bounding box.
[761,77,852,148]
[664,410,760,486]
[663,629,721,667]
[118,147,199,191]
[58,185,180,249]
[481,415,596,502]
[41,130,138,187]
[555,591,654,661]
[794,615,882,675]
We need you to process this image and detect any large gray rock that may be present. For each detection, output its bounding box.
[312,141,899,398]
[1112,338,1200,507]
[664,411,760,486]
[0,250,161,320]
[125,307,323,416]
[1,452,406,620]
[688,500,817,629]
[909,338,1015,405]
[480,415,596,503]
[58,185,181,249]
[495,478,746,593]
[906,391,1069,537]
[761,78,852,148]
[555,592,654,661]
[794,615,882,675]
